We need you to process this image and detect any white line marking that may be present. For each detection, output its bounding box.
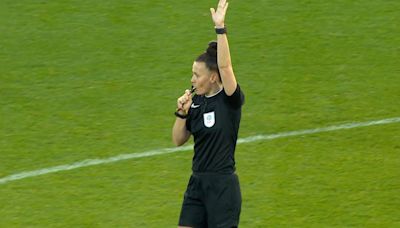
[1,117,399,185]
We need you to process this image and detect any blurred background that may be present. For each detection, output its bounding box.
[1,0,399,226]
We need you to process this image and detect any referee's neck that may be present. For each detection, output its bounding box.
[205,85,223,98]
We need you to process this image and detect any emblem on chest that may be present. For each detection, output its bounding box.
[203,111,215,128]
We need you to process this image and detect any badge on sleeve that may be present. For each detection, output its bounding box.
[203,111,215,128]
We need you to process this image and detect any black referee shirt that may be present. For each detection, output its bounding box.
[186,84,245,174]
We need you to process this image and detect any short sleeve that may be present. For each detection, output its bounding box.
[186,110,192,132]
[186,113,192,133]
[185,95,199,133]
[226,84,245,109]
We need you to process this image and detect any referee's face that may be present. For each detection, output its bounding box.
[192,61,214,95]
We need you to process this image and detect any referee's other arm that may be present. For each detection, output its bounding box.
[172,90,192,146]
[172,118,190,146]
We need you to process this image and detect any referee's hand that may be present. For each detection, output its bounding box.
[177,89,193,114]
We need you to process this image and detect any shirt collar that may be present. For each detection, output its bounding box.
[205,87,223,98]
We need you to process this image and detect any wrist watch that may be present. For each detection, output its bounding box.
[215,27,227,34]
[175,109,188,119]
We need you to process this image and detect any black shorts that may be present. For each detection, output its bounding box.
[178,172,242,228]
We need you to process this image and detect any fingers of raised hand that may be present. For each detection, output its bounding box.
[218,0,227,8]
[224,2,229,12]
[218,0,226,7]
[210,7,216,15]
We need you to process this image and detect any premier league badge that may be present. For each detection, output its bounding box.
[203,111,215,128]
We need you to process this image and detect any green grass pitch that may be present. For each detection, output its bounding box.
[1,0,399,227]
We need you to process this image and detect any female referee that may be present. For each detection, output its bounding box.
[172,0,244,227]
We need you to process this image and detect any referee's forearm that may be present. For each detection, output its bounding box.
[217,33,232,69]
[217,31,237,96]
[172,118,190,146]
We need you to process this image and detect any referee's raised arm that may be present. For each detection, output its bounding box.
[210,0,237,96]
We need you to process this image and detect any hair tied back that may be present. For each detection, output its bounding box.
[206,41,218,58]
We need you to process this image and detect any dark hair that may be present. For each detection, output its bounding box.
[196,41,220,76]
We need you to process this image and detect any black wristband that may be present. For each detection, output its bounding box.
[215,27,227,34]
[175,110,188,119]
